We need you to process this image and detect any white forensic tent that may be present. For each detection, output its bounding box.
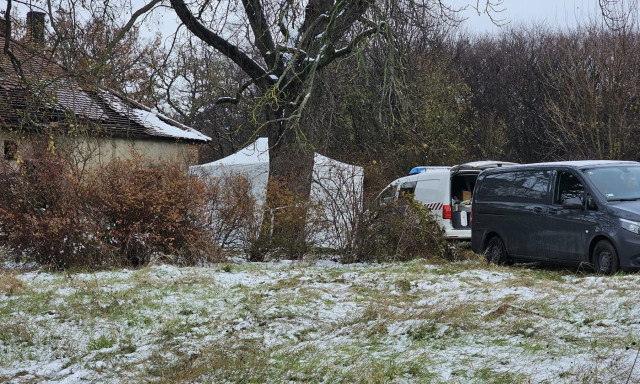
[191,138,364,249]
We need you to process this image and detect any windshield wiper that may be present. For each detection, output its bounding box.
[609,197,640,202]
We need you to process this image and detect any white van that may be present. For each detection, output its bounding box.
[378,161,517,239]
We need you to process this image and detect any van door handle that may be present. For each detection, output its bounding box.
[533,207,543,213]
[548,208,559,214]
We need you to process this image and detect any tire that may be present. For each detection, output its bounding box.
[593,240,619,275]
[485,236,511,266]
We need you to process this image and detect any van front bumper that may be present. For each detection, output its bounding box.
[614,229,640,269]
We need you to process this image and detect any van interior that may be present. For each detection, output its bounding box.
[451,173,477,203]
[450,172,478,229]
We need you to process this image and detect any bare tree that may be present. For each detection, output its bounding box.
[544,26,640,160]
[51,9,164,104]
[451,26,556,162]
[154,40,260,162]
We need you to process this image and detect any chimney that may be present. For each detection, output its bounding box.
[26,11,45,45]
[0,17,6,37]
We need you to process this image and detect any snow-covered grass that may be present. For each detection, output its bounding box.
[1,258,640,383]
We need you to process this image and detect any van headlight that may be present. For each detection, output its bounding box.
[621,218,640,234]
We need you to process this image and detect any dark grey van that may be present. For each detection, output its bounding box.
[471,160,640,274]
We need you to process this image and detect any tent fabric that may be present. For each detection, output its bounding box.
[203,137,270,166]
[191,138,364,249]
[192,139,270,206]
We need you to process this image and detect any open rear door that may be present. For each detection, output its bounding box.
[449,161,519,231]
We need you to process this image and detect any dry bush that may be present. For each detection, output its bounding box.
[347,195,449,263]
[0,148,222,269]
[90,156,222,266]
[198,165,364,259]
[201,173,261,250]
[306,157,364,253]
[0,147,105,268]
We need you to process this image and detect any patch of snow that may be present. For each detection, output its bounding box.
[99,89,210,142]
[4,261,640,383]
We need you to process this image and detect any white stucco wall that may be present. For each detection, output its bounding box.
[0,133,200,169]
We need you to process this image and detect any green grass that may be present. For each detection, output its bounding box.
[88,334,115,351]
[1,260,639,383]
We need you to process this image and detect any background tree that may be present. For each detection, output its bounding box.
[51,8,164,105]
[543,19,640,159]
[450,27,555,162]
[155,39,260,162]
[308,31,475,184]
[449,14,640,163]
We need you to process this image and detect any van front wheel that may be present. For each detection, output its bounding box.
[485,237,511,266]
[593,240,619,275]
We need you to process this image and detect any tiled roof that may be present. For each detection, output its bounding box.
[0,32,210,143]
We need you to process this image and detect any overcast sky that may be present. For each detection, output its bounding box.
[0,0,616,36]
[450,0,603,34]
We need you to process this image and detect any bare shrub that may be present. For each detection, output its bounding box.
[201,173,261,250]
[348,195,449,263]
[197,160,365,259]
[251,176,311,260]
[306,156,364,253]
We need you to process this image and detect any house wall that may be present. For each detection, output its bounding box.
[0,133,199,169]
[68,136,199,169]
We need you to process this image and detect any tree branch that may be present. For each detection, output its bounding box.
[300,0,333,50]
[3,0,26,82]
[316,22,384,71]
[170,0,268,84]
[240,0,277,71]
[301,0,333,39]
[326,0,372,43]
[74,0,162,85]
[216,77,256,105]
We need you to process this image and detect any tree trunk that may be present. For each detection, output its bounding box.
[249,108,314,261]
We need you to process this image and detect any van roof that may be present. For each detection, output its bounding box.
[409,161,517,175]
[451,160,519,173]
[409,166,451,175]
[482,160,640,175]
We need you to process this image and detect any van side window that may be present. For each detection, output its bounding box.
[378,185,396,206]
[554,171,584,205]
[512,170,552,203]
[399,181,416,196]
[475,172,515,202]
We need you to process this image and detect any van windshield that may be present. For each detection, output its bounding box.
[583,166,640,201]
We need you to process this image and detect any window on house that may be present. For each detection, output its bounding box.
[3,140,17,161]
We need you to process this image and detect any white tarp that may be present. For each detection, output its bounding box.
[191,138,364,249]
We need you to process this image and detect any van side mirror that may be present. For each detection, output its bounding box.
[562,197,583,210]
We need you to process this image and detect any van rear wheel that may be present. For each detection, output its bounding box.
[485,236,511,266]
[593,240,619,275]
